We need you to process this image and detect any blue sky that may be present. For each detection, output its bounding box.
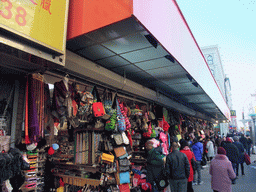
[176,0,256,128]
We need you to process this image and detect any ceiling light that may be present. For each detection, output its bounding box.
[186,74,193,82]
[145,34,158,48]
[192,82,198,87]
[164,55,175,63]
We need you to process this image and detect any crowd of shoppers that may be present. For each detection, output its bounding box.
[145,132,253,192]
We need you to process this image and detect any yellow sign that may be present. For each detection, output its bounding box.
[0,0,68,54]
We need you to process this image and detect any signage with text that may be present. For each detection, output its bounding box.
[0,0,69,54]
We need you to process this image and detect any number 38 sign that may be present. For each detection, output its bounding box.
[0,0,69,54]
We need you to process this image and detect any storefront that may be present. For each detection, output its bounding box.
[0,0,230,191]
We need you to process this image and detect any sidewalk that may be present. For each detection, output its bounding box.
[193,154,256,192]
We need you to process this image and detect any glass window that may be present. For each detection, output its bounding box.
[207,55,213,65]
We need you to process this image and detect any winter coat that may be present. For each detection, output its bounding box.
[222,142,239,164]
[166,150,190,180]
[180,147,195,182]
[239,136,248,150]
[233,141,245,163]
[146,148,165,183]
[191,142,203,161]
[206,140,215,158]
[209,154,236,192]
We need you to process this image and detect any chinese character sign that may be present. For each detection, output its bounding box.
[0,0,68,53]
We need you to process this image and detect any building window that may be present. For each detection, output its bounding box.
[211,69,215,77]
[207,55,213,65]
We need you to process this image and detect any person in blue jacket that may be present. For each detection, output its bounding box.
[191,137,204,185]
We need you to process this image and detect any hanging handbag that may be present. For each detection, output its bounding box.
[122,132,130,145]
[118,183,130,192]
[92,86,105,117]
[119,158,131,166]
[116,99,126,132]
[119,172,130,184]
[113,133,124,145]
[114,146,127,158]
[105,111,117,131]
[119,158,130,172]
[101,153,115,163]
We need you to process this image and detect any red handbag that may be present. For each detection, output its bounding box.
[118,183,130,192]
[244,152,251,165]
[92,102,105,117]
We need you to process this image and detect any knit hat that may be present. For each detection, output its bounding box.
[217,147,226,155]
[226,137,232,143]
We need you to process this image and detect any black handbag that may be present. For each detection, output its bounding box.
[201,155,207,166]
[155,169,169,191]
[191,154,197,172]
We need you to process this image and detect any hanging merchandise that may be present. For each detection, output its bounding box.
[116,99,126,132]
[158,116,170,132]
[52,75,75,128]
[91,86,105,117]
[105,111,117,131]
[119,101,131,130]
[142,122,152,138]
[103,90,116,116]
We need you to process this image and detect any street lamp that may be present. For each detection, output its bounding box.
[249,114,256,154]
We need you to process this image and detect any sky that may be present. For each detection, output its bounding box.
[176,0,256,128]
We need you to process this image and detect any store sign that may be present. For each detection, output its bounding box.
[0,0,69,54]
[230,110,236,117]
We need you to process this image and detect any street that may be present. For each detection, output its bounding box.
[194,154,256,192]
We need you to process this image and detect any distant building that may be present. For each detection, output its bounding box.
[201,45,235,128]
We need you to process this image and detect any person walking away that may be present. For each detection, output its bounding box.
[222,137,239,178]
[247,136,253,156]
[145,140,165,192]
[180,140,195,192]
[191,137,204,185]
[166,142,190,192]
[209,147,236,192]
[203,137,209,161]
[239,134,248,155]
[206,137,215,161]
[233,136,245,176]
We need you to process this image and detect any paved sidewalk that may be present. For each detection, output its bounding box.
[194,154,256,192]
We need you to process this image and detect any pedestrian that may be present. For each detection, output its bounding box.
[233,136,245,176]
[203,137,209,161]
[239,134,248,154]
[180,140,196,192]
[222,137,239,177]
[247,136,253,156]
[206,136,215,161]
[209,147,236,192]
[191,137,204,185]
[145,140,165,192]
[166,142,190,192]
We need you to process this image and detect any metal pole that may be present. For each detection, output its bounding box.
[252,118,256,154]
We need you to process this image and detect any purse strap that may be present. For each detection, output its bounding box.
[91,86,101,102]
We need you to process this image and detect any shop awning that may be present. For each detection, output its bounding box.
[66,0,230,121]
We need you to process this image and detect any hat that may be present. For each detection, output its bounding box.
[226,137,232,143]
[234,136,239,141]
[26,143,37,151]
[52,143,59,150]
[217,147,226,155]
